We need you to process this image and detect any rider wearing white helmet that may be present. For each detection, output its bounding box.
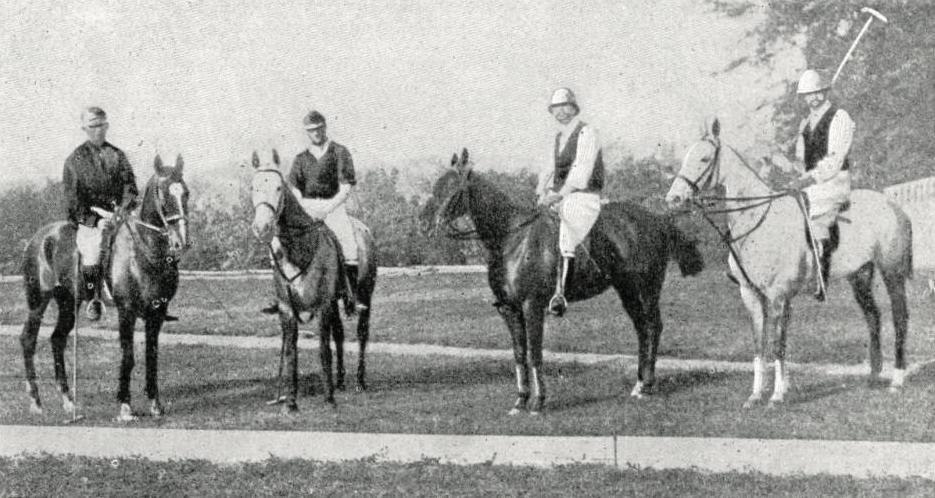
[789,69,855,301]
[537,87,605,315]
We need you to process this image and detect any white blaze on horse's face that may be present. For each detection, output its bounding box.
[167,182,189,249]
[665,140,717,209]
[251,170,283,243]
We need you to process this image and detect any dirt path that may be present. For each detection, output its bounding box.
[1,325,928,379]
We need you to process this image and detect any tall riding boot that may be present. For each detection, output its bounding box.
[814,239,831,302]
[82,264,104,321]
[343,264,368,316]
[548,257,574,317]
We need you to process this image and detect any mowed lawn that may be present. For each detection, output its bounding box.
[3,337,935,441]
[2,455,933,497]
[2,268,934,365]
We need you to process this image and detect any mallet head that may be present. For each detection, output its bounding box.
[860,7,888,23]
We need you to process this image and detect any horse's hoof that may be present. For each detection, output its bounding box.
[529,410,541,417]
[29,400,43,415]
[887,385,903,394]
[767,399,784,410]
[115,404,139,422]
[150,400,165,418]
[355,382,367,393]
[742,397,762,409]
[325,395,336,405]
[336,381,346,392]
[630,381,646,399]
[508,407,523,416]
[61,397,75,415]
[281,402,299,414]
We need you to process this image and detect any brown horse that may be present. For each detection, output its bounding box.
[20,155,189,421]
[421,149,704,414]
[666,121,913,407]
[250,150,377,411]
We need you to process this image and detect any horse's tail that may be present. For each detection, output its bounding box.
[667,221,704,277]
[893,202,914,280]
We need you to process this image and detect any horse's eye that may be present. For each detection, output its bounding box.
[701,155,712,162]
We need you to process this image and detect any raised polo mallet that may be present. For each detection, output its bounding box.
[831,7,888,85]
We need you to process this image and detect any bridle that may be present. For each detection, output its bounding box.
[251,168,286,223]
[433,169,543,241]
[125,175,190,267]
[675,136,722,196]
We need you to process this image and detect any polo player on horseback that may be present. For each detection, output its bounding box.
[787,69,855,301]
[63,107,139,321]
[262,110,364,315]
[536,88,606,315]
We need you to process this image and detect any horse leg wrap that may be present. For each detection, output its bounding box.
[548,257,573,316]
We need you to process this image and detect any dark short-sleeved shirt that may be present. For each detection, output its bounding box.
[63,141,139,226]
[287,142,356,199]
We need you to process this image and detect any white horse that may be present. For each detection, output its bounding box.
[666,120,913,407]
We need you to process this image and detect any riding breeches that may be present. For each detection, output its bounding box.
[557,192,601,257]
[300,200,359,264]
[76,224,103,265]
[804,172,850,240]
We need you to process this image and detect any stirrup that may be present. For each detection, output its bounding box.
[260,302,280,315]
[548,294,567,317]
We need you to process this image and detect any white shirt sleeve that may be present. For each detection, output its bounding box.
[794,119,807,166]
[537,144,555,197]
[810,110,855,183]
[559,125,599,194]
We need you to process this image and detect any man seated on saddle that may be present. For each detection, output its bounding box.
[788,69,855,301]
[262,110,365,315]
[536,87,605,316]
[63,107,139,321]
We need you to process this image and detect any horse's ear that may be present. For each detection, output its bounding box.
[154,155,165,173]
[450,153,459,168]
[174,154,184,175]
[272,149,281,166]
[711,117,721,138]
[251,151,261,169]
[461,148,470,166]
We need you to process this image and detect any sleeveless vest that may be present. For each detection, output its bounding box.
[293,145,342,198]
[802,106,850,172]
[553,121,604,192]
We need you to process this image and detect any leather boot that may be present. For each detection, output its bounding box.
[344,264,368,315]
[548,257,573,316]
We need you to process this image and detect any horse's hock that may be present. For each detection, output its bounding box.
[885,176,935,269]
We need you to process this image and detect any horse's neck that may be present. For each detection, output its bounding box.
[466,176,527,251]
[278,189,316,233]
[720,148,774,233]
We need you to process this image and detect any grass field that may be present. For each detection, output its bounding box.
[3,337,935,441]
[2,269,934,365]
[2,455,933,497]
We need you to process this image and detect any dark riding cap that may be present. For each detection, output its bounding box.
[303,110,326,130]
[81,107,108,128]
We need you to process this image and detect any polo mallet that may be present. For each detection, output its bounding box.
[831,7,888,85]
[67,253,85,424]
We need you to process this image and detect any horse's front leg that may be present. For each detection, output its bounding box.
[318,303,336,405]
[498,303,529,415]
[116,307,139,422]
[278,310,300,413]
[523,300,547,415]
[50,292,77,415]
[769,299,791,408]
[355,306,371,392]
[143,311,166,417]
[330,301,346,392]
[21,296,51,414]
[739,285,767,409]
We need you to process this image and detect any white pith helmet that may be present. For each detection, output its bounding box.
[548,87,579,112]
[796,69,830,94]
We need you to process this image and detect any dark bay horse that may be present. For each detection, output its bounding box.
[421,148,704,414]
[250,150,377,411]
[21,155,189,421]
[666,121,913,407]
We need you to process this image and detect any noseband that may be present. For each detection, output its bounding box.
[676,136,721,195]
[252,168,286,221]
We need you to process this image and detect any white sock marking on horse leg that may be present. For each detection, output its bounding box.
[752,356,764,397]
[630,381,644,398]
[514,364,524,393]
[771,359,785,402]
[890,368,906,390]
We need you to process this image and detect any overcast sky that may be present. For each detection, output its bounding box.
[1,0,803,186]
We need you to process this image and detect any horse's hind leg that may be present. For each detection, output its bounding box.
[21,293,51,414]
[143,312,166,417]
[355,306,371,392]
[522,301,546,415]
[50,289,77,414]
[848,263,882,381]
[769,299,791,407]
[882,269,910,391]
[740,285,768,409]
[318,303,337,404]
[278,312,300,413]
